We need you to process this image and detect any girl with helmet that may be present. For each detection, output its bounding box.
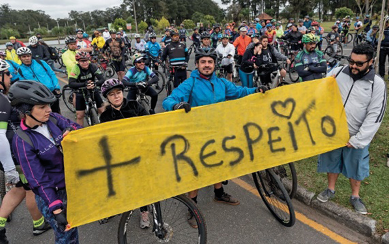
[9,80,82,244]
[200,32,211,49]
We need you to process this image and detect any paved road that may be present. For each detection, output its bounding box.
[2,40,374,244]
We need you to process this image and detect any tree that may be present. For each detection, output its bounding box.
[150,18,159,28]
[51,27,64,36]
[64,26,75,35]
[182,19,195,30]
[138,21,148,33]
[33,27,48,36]
[157,17,170,31]
[112,18,127,31]
[335,7,354,19]
[192,12,204,23]
[202,15,216,26]
[0,27,19,39]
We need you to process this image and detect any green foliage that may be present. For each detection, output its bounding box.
[138,21,148,33]
[265,9,275,17]
[335,7,354,19]
[201,15,216,27]
[192,12,204,23]
[157,17,170,31]
[240,8,250,21]
[51,27,64,36]
[0,28,20,39]
[64,26,75,35]
[33,27,48,36]
[150,18,159,28]
[112,18,127,32]
[182,19,195,30]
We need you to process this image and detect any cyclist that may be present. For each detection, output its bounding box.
[216,34,235,81]
[162,48,267,227]
[5,42,21,65]
[0,52,20,83]
[354,17,364,43]
[284,23,293,35]
[191,28,201,49]
[68,51,105,126]
[178,24,188,42]
[144,26,153,43]
[247,22,256,36]
[298,19,307,34]
[161,30,189,88]
[255,18,262,33]
[145,33,161,71]
[233,27,252,65]
[9,80,82,244]
[283,24,303,51]
[83,33,91,45]
[102,28,110,41]
[240,42,261,87]
[303,15,312,29]
[270,19,277,29]
[123,53,159,114]
[28,36,51,62]
[119,27,127,38]
[275,23,284,39]
[62,36,78,74]
[366,25,379,47]
[76,29,92,53]
[264,23,276,45]
[9,36,25,50]
[342,16,351,46]
[326,25,340,54]
[134,34,147,52]
[286,18,294,30]
[295,33,327,82]
[161,29,172,48]
[0,62,52,244]
[91,30,106,50]
[17,47,62,114]
[200,32,212,49]
[379,17,389,78]
[363,15,372,33]
[335,20,342,33]
[210,25,223,48]
[311,21,324,50]
[102,30,126,81]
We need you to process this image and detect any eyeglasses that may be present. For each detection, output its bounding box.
[136,60,145,64]
[347,57,370,67]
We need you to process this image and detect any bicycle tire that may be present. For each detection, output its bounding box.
[140,99,150,114]
[188,46,193,56]
[337,42,343,56]
[166,79,173,96]
[153,70,166,94]
[288,60,299,83]
[117,195,207,244]
[61,85,76,113]
[347,33,353,43]
[89,107,100,126]
[105,65,115,78]
[273,163,297,199]
[57,56,64,69]
[324,46,334,58]
[252,169,295,227]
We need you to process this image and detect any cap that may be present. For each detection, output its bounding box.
[9,36,16,40]
[239,27,247,32]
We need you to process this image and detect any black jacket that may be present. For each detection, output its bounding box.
[100,98,148,123]
[28,44,51,62]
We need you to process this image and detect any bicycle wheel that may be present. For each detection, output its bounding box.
[89,107,100,126]
[61,85,76,113]
[117,195,207,244]
[57,57,64,69]
[105,65,115,78]
[166,79,173,96]
[153,70,166,94]
[347,33,353,43]
[337,42,343,56]
[139,99,150,114]
[324,46,334,58]
[188,45,193,56]
[273,163,297,199]
[288,60,299,83]
[252,169,295,227]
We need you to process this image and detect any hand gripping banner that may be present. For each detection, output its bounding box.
[63,77,349,228]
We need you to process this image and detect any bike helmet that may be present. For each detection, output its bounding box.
[276,23,281,27]
[266,20,270,24]
[309,26,317,31]
[75,51,91,61]
[271,19,276,23]
[29,36,39,46]
[213,24,220,30]
[9,36,16,40]
[345,15,350,19]
[289,18,294,21]
[170,30,178,36]
[65,36,77,44]
[16,47,32,56]
[298,19,304,23]
[336,20,341,24]
[8,80,57,107]
[201,32,210,39]
[149,32,157,38]
[76,28,83,34]
[305,15,310,19]
[251,33,260,38]
[83,33,89,38]
[101,78,125,98]
[134,33,140,38]
[109,29,116,34]
[195,48,217,62]
[366,14,370,18]
[0,59,10,71]
[131,53,146,65]
[193,27,199,31]
[0,51,6,57]
[302,33,318,43]
[311,21,319,26]
[372,25,379,29]
[255,18,260,22]
[221,34,230,39]
[5,42,13,47]
[355,16,360,20]
[266,23,272,28]
[286,23,293,28]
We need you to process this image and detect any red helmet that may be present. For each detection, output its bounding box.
[75,51,91,61]
[311,21,319,26]
[266,20,270,24]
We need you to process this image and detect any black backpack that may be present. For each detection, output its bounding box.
[49,46,59,60]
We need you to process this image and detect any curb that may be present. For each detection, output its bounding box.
[382,232,389,244]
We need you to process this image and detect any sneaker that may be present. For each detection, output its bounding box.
[317,189,335,203]
[33,220,52,236]
[149,109,156,114]
[187,212,198,229]
[140,211,150,229]
[214,192,240,206]
[0,228,9,244]
[350,197,368,214]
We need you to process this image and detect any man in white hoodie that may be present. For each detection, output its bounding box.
[215,35,235,81]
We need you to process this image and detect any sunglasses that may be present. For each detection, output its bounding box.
[347,57,370,67]
[0,71,10,76]
[136,60,145,64]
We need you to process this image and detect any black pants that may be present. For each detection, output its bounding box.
[127,87,158,110]
[379,47,388,78]
[51,98,61,114]
[173,69,187,88]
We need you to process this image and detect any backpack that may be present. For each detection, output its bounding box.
[18,59,48,78]
[15,116,58,148]
[49,46,59,60]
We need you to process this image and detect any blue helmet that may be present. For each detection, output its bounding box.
[266,23,272,28]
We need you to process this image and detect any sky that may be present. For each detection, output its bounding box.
[5,0,226,19]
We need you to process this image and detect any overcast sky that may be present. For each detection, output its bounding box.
[5,0,226,19]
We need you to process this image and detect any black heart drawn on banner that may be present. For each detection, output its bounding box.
[270,98,296,119]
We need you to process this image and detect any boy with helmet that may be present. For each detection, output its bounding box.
[200,32,212,49]
[211,25,223,48]
[134,34,146,52]
[68,51,105,126]
[327,25,340,54]
[9,36,25,50]
[295,33,327,82]
[161,29,172,48]
[191,28,201,48]
[28,36,51,62]
[178,24,188,42]
[123,54,160,114]
[62,36,78,74]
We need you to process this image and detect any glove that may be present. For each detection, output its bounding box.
[5,169,20,185]
[255,85,268,94]
[136,81,148,89]
[53,89,61,98]
[54,211,68,232]
[173,102,191,113]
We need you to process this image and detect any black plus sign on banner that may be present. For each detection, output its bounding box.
[77,136,141,197]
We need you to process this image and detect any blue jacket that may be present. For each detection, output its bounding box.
[145,41,161,58]
[18,60,60,91]
[163,69,256,111]
[256,23,262,33]
[12,113,81,212]
[5,60,20,83]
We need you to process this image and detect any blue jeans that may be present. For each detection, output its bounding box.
[239,69,254,88]
[35,189,79,244]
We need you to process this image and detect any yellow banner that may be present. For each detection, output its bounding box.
[63,77,349,228]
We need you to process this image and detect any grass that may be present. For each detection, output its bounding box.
[294,75,389,235]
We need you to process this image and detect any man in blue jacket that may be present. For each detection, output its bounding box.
[145,32,161,71]
[163,48,267,228]
[16,47,61,114]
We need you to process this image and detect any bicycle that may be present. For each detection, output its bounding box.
[254,63,281,90]
[117,194,207,244]
[215,56,232,79]
[353,31,367,47]
[124,85,151,115]
[144,54,166,95]
[340,31,353,44]
[166,64,188,96]
[327,54,348,74]
[324,38,343,58]
[284,41,302,83]
[187,42,199,56]
[61,84,76,113]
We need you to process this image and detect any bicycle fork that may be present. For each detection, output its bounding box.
[152,202,168,239]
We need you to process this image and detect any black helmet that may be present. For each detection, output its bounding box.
[195,48,217,62]
[65,36,77,44]
[8,80,57,107]
[149,32,157,38]
[170,30,178,36]
[200,32,211,39]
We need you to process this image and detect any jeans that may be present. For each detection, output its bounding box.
[239,69,254,88]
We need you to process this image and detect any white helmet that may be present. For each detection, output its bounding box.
[255,18,260,22]
[29,36,39,46]
[134,34,140,38]
[0,59,10,72]
[16,47,32,56]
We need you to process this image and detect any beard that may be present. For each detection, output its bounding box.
[350,65,371,81]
